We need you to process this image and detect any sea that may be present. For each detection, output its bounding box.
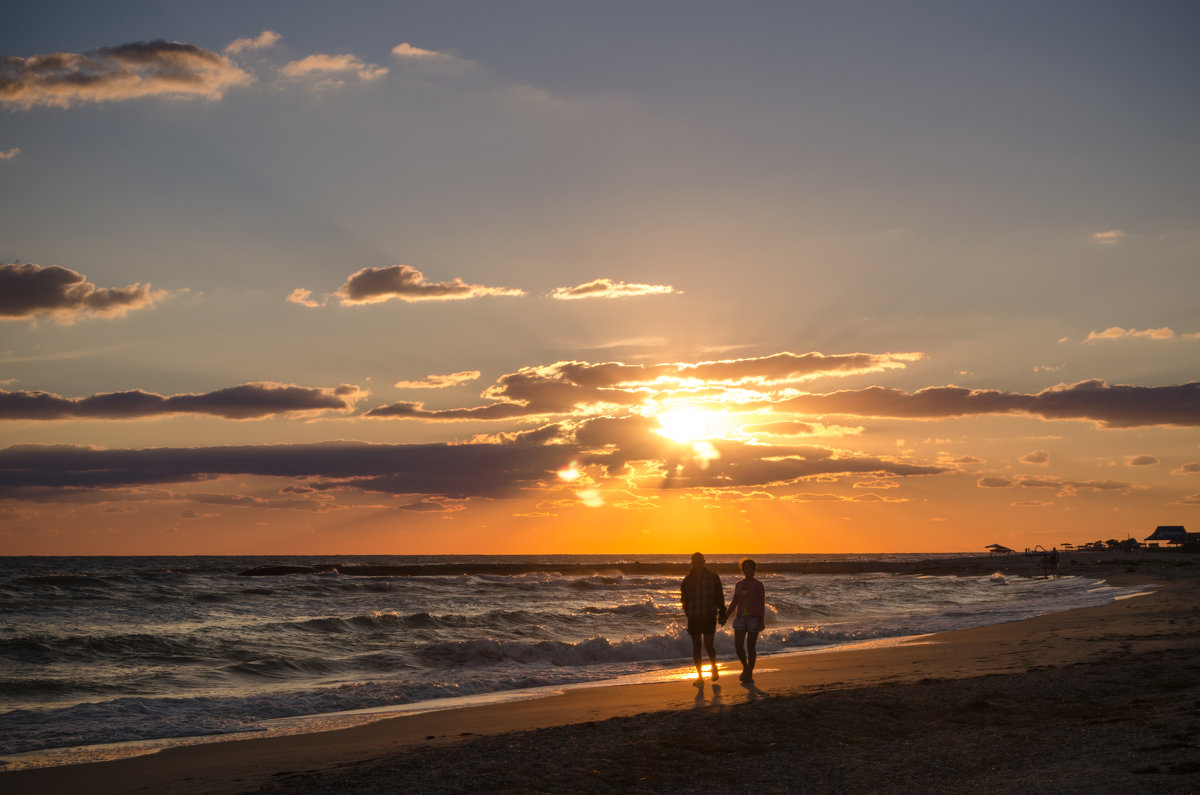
[0,553,1148,770]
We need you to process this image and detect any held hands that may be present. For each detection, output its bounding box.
[718,607,727,625]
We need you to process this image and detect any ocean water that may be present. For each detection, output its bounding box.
[0,554,1145,769]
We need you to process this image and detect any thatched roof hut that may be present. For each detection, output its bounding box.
[1146,525,1189,545]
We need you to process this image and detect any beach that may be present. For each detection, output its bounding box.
[4,552,1199,793]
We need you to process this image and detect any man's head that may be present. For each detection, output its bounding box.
[691,552,705,571]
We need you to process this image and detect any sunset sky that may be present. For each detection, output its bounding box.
[2,1,1198,555]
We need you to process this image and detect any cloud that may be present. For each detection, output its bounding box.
[743,421,818,436]
[286,288,323,308]
[1092,229,1125,245]
[1171,462,1200,475]
[391,42,467,66]
[549,278,679,300]
[1084,326,1175,342]
[1126,454,1158,467]
[0,263,166,323]
[778,379,1200,428]
[0,147,18,160]
[0,413,953,502]
[779,492,910,504]
[976,475,1134,496]
[279,53,387,83]
[853,479,899,489]
[1020,450,1050,465]
[568,416,948,488]
[0,440,574,499]
[0,382,365,421]
[330,265,524,305]
[394,371,481,389]
[1174,493,1200,505]
[368,352,920,421]
[399,496,468,513]
[391,43,444,59]
[224,31,282,55]
[0,40,252,109]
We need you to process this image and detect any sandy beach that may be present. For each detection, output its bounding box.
[4,553,1200,794]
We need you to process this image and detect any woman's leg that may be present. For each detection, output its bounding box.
[746,631,759,679]
[733,628,748,676]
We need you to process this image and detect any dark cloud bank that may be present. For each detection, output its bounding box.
[0,384,361,420]
[778,380,1200,428]
[0,263,164,322]
[0,416,948,501]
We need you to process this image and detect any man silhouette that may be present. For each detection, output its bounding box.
[681,552,725,682]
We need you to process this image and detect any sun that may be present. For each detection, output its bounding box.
[653,405,730,444]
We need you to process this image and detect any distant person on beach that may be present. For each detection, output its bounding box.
[725,557,766,682]
[681,552,725,682]
[1048,547,1060,576]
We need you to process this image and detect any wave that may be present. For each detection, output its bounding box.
[16,574,106,588]
[223,656,343,679]
[0,671,598,756]
[0,557,1147,763]
[416,631,695,668]
[580,600,661,616]
[0,632,213,666]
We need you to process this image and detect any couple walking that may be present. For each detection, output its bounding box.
[680,552,764,684]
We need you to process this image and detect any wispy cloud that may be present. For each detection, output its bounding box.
[390,42,469,71]
[279,53,387,84]
[977,475,1134,496]
[394,371,481,389]
[0,383,365,421]
[224,31,282,55]
[0,263,166,323]
[1020,450,1050,465]
[0,147,19,160]
[1092,229,1126,245]
[1084,326,1175,342]
[0,40,252,109]
[285,288,322,308]
[549,278,679,300]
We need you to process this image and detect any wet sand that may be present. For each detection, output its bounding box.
[5,553,1200,794]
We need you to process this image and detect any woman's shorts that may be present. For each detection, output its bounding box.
[732,615,763,633]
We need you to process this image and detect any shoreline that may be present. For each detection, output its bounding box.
[4,553,1199,793]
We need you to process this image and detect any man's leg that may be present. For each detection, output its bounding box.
[690,633,704,680]
[703,632,718,680]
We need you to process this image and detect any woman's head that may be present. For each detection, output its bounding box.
[740,557,757,576]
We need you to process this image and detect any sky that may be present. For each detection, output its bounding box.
[1,1,1198,555]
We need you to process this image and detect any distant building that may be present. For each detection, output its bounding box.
[1145,525,1197,550]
